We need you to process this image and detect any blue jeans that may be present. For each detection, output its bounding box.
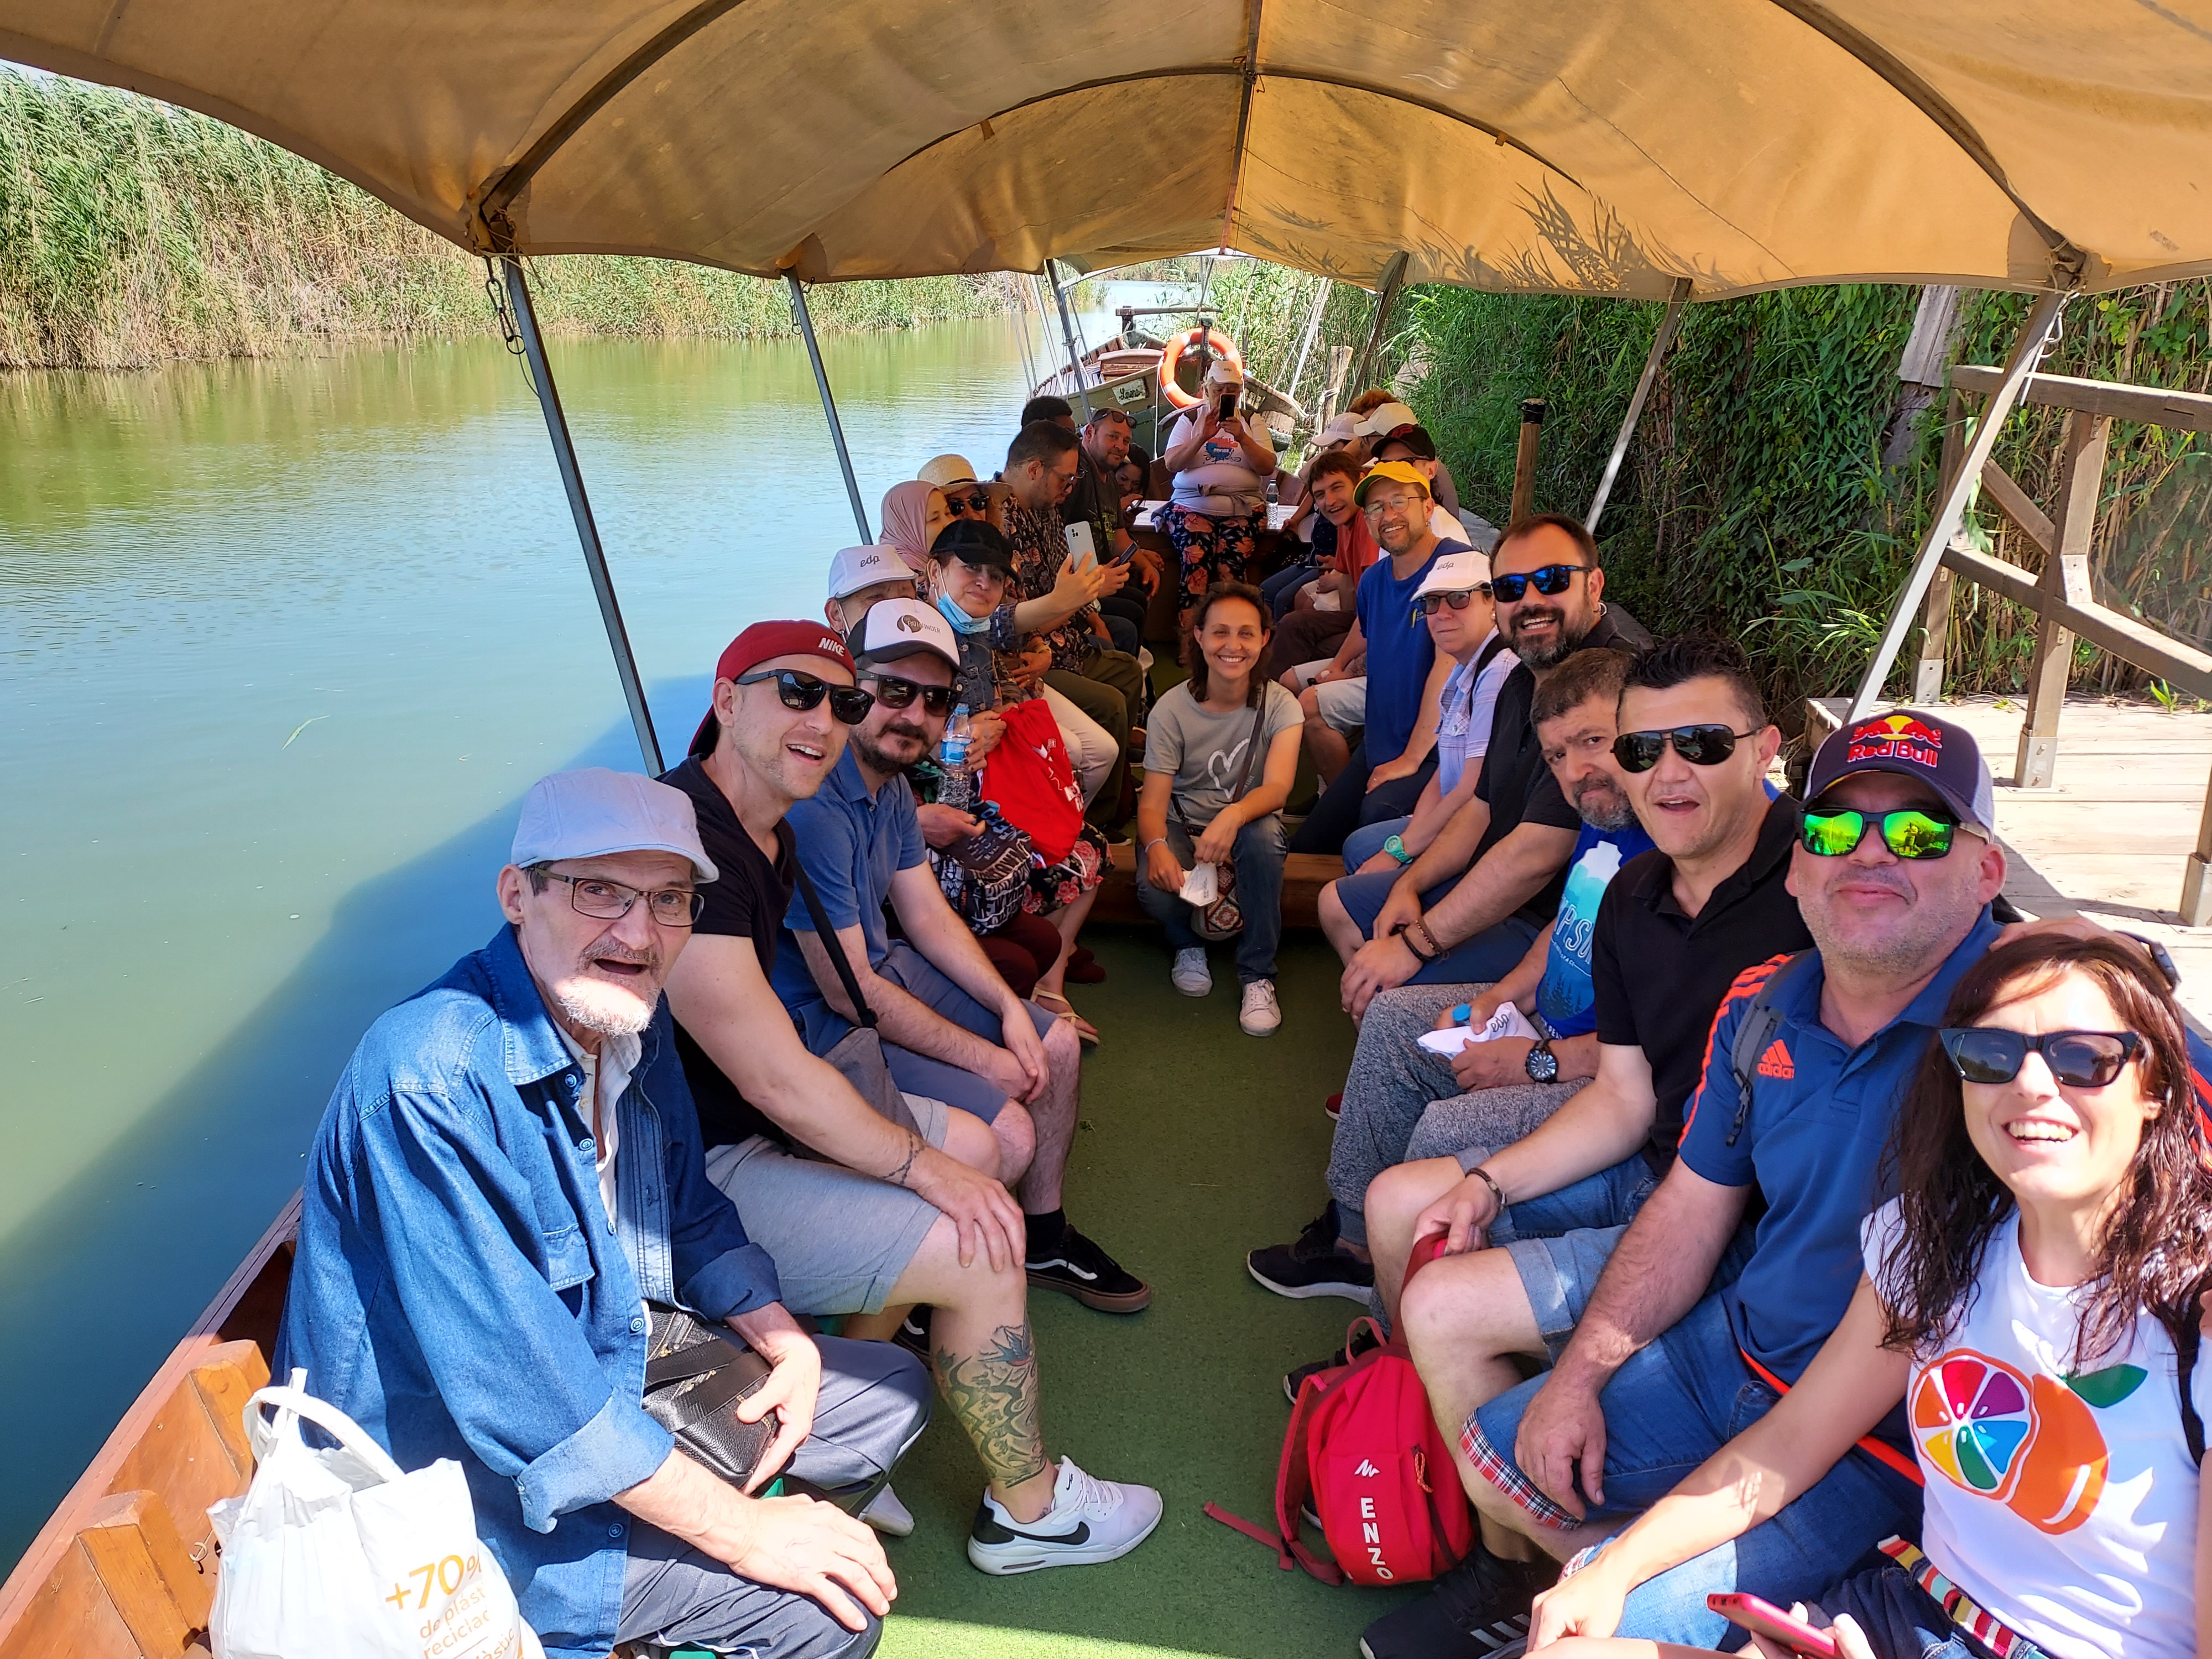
[1343,815,1410,874]
[1288,744,1436,854]
[1134,812,1287,983]
[1331,865,1540,984]
[1819,1563,1985,1659]
[1468,1291,1922,1648]
[1262,564,1318,618]
[1484,1154,1663,1362]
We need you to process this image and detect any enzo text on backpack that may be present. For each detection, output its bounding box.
[1207,1234,1473,1585]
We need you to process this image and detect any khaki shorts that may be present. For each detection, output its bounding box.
[1289,662,1367,732]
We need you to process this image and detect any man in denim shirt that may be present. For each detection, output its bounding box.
[276,768,930,1658]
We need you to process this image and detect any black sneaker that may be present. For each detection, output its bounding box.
[1027,1225,1152,1313]
[893,1307,931,1362]
[1247,1201,1375,1302]
[1359,1542,1555,1659]
[1283,1322,1383,1402]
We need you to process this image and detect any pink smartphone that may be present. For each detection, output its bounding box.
[1707,1593,1837,1659]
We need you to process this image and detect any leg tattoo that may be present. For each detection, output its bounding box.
[935,1322,1047,1489]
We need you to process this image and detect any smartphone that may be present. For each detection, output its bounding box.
[1217,392,1238,422]
[1063,519,1097,571]
[1707,1594,1837,1659]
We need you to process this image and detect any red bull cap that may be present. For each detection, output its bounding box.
[1807,708,1994,837]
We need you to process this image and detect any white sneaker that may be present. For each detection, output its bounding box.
[1170,947,1212,997]
[1239,979,1282,1037]
[859,1481,914,1537]
[966,1457,1164,1575]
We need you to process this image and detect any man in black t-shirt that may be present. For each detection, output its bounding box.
[662,619,1162,1577]
[1333,514,1652,1018]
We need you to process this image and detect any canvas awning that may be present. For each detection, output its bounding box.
[6,1,2212,300]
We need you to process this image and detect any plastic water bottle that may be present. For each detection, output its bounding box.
[1266,475,1280,507]
[940,703,973,771]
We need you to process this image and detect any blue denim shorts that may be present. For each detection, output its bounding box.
[1484,1154,1660,1361]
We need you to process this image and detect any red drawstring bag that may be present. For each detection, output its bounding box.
[978,697,1085,864]
[1207,1234,1474,1586]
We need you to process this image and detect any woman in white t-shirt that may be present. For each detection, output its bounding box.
[1529,932,2212,1659]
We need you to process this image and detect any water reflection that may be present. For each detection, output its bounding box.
[0,319,1030,1565]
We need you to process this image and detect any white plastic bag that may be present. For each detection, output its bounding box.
[209,1370,544,1659]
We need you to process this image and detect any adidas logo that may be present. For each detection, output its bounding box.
[1353,1459,1380,1478]
[1756,1039,1795,1081]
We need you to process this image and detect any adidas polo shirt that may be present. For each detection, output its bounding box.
[1588,793,1812,1171]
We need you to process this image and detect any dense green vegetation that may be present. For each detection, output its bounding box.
[1406,279,2212,711]
[0,70,1007,368]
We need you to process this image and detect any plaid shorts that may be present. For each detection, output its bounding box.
[1458,1417,1582,1531]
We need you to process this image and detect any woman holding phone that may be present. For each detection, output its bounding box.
[1527,932,2211,1659]
[1159,357,1277,635]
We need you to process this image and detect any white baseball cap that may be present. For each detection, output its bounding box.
[1358,400,1420,436]
[827,545,917,601]
[846,597,961,671]
[918,453,979,489]
[510,768,717,884]
[1316,414,1361,447]
[1411,548,1496,601]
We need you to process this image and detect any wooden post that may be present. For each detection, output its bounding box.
[2183,775,2212,927]
[1316,345,1352,429]
[1511,399,1546,525]
[1913,387,1968,704]
[2015,410,2110,787]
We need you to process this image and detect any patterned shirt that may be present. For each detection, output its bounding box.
[1003,496,1098,674]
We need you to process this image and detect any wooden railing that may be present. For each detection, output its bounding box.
[1912,365,2212,925]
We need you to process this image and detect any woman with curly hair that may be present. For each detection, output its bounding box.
[1530,931,2212,1659]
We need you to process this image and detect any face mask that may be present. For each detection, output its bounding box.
[936,592,992,635]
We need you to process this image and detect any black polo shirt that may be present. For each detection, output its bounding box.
[1588,792,1813,1168]
[1472,603,1654,925]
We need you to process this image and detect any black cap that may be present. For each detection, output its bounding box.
[931,517,1015,572]
[1807,709,1995,838]
[1374,424,1439,462]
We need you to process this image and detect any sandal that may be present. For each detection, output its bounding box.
[1032,989,1101,1047]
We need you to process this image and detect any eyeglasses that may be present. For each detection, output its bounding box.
[862,674,955,716]
[1361,492,1425,517]
[1613,724,1760,773]
[1939,1027,2141,1089]
[732,669,874,724]
[1490,565,1591,603]
[1800,806,1958,860]
[537,870,705,928]
[943,491,990,515]
[1414,587,1493,617]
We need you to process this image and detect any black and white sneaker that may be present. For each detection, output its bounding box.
[1283,1322,1383,1402]
[967,1456,1164,1574]
[1359,1541,1554,1658]
[1247,1201,1376,1301]
[1026,1227,1152,1313]
[893,1307,932,1362]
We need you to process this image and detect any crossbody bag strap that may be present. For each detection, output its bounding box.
[1170,699,1271,830]
[2179,1295,2206,1467]
[790,858,878,1030]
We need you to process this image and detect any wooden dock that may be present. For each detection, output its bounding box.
[1927,695,2212,1027]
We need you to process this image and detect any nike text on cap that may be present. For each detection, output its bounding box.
[847,597,962,672]
[690,620,857,758]
[510,766,718,884]
[1806,707,1995,838]
[827,544,916,601]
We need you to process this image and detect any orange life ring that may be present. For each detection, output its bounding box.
[1157,328,1243,408]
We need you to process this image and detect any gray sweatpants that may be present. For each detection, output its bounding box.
[1326,983,1580,1247]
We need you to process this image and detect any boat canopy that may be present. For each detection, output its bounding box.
[6,1,2212,300]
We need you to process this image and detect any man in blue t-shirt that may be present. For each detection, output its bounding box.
[1288,461,1469,854]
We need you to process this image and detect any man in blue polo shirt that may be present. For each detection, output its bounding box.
[1406,709,2209,1658]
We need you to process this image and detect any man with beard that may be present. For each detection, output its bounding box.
[1248,649,1654,1306]
[276,767,931,1658]
[1331,514,1651,1017]
[1060,405,1163,645]
[663,612,1161,1579]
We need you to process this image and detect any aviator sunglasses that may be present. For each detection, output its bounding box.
[732,668,874,724]
[1939,1026,2142,1089]
[1414,586,1493,618]
[1490,564,1590,603]
[1799,806,1958,860]
[862,674,956,716]
[1613,724,1759,772]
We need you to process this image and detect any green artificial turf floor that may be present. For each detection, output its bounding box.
[863,922,1419,1659]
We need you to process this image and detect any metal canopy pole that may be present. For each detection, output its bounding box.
[497,257,664,775]
[784,273,872,544]
[1849,287,2068,718]
[1043,260,1096,420]
[1585,276,1692,534]
[1352,252,1410,393]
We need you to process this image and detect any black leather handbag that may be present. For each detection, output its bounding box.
[641,1303,780,1487]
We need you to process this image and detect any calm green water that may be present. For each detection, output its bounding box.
[0,318,1036,1567]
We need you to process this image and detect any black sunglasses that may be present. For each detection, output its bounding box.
[862,674,955,716]
[1490,564,1590,603]
[943,491,990,514]
[732,669,874,724]
[1939,1027,2142,1089]
[1613,724,1760,773]
[1415,587,1493,617]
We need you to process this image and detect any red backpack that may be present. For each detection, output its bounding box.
[1208,1235,1473,1585]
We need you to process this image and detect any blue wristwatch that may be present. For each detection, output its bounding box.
[1383,834,1412,865]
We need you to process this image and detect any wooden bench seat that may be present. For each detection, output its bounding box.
[1089,838,1341,928]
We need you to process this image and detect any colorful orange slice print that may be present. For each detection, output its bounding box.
[1912,1350,2034,1500]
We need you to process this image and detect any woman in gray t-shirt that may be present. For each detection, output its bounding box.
[1134,584,1305,1037]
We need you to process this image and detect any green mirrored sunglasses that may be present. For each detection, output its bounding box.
[1800,807,1957,860]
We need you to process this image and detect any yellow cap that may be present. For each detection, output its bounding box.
[1353,460,1433,505]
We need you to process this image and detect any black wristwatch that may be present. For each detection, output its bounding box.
[2120,932,2182,992]
[1525,1038,1559,1083]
